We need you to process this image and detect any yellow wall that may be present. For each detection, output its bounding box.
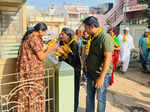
[0,58,17,96]
[22,4,27,34]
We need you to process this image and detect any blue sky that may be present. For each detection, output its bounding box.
[26,0,114,10]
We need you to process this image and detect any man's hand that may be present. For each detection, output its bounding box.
[95,76,105,88]
[56,46,65,54]
[95,51,112,88]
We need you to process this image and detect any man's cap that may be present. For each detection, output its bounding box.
[123,26,129,31]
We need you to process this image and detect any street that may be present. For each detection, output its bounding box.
[79,64,150,112]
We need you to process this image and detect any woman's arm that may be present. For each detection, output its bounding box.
[37,44,57,61]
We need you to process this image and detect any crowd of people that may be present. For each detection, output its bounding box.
[17,16,150,112]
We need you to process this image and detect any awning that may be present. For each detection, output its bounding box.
[126,4,148,12]
[0,0,26,15]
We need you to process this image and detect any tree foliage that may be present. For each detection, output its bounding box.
[138,0,150,26]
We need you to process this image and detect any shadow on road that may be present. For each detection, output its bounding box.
[107,90,150,112]
[116,66,150,87]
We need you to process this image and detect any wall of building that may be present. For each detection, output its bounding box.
[0,58,17,96]
[64,4,89,30]
[0,5,26,59]
[28,16,66,36]
[0,6,26,42]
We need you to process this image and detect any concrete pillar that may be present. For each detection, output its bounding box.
[56,62,74,112]
[22,4,27,35]
[0,58,17,96]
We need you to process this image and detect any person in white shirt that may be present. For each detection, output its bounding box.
[118,27,135,73]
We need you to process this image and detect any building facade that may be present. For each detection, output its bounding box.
[125,0,147,25]
[0,0,27,58]
[64,3,89,30]
[28,16,66,39]
[28,4,89,34]
[122,0,148,48]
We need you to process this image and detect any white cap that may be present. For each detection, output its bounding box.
[145,28,150,33]
[123,27,129,31]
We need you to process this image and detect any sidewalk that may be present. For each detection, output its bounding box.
[78,67,150,112]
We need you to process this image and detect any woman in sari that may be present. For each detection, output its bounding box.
[17,22,57,112]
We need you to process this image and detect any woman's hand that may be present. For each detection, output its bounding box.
[37,44,57,61]
[47,44,57,53]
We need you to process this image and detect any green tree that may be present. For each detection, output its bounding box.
[138,0,150,26]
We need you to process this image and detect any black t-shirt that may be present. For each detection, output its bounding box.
[65,41,81,70]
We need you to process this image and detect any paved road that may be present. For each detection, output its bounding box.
[78,67,150,112]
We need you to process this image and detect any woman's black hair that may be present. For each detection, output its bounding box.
[34,22,47,31]
[62,27,74,39]
[22,22,47,42]
[22,28,34,42]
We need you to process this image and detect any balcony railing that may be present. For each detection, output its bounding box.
[0,68,56,112]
